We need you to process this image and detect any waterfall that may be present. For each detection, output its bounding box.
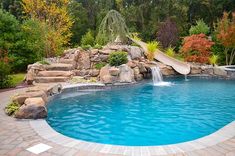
[150,66,172,86]
[151,66,163,84]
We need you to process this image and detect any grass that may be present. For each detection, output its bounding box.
[10,73,25,87]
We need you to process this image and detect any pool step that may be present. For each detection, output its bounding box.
[34,77,70,83]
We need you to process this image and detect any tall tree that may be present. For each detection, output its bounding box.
[215,12,235,65]
[22,0,73,56]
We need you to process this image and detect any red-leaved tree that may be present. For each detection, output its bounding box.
[216,12,235,65]
[181,34,214,63]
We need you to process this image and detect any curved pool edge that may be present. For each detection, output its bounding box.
[30,119,235,155]
[34,82,235,155]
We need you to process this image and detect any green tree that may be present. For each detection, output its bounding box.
[81,30,95,46]
[69,0,90,46]
[97,10,129,44]
[0,9,20,53]
[189,20,210,35]
[12,19,47,71]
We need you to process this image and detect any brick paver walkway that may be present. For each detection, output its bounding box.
[0,89,235,156]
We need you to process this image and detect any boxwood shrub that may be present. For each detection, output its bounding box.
[108,51,128,66]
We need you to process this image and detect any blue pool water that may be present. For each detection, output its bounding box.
[46,77,235,146]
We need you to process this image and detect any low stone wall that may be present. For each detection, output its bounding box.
[189,63,234,79]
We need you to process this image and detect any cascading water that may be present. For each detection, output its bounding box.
[150,66,172,86]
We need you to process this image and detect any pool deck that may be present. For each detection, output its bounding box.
[0,88,235,156]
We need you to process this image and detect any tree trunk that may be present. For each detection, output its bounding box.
[229,48,235,65]
[225,48,229,65]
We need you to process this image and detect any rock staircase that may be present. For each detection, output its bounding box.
[34,63,74,83]
[34,54,77,84]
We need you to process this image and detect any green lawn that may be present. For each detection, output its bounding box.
[10,73,25,87]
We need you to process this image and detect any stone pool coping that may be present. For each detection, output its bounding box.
[30,82,235,155]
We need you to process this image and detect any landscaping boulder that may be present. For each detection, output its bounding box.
[13,90,47,105]
[137,62,147,73]
[25,69,34,85]
[161,66,176,76]
[190,65,202,74]
[100,65,115,84]
[127,61,137,68]
[15,97,47,119]
[118,64,135,83]
[214,67,227,77]
[27,84,62,96]
[89,69,100,77]
[73,69,89,76]
[135,74,144,81]
[128,46,143,60]
[99,55,109,62]
[77,51,91,69]
[99,49,113,55]
[109,67,120,76]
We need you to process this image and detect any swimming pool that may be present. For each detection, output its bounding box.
[46,77,235,146]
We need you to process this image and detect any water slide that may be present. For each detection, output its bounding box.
[129,38,191,75]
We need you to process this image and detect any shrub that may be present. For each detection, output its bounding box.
[147,41,159,61]
[209,55,219,66]
[211,43,225,65]
[5,102,20,116]
[181,34,214,63]
[189,20,210,35]
[166,47,175,57]
[81,30,95,46]
[108,51,128,66]
[81,45,92,51]
[93,44,103,50]
[95,33,109,46]
[157,18,179,48]
[94,62,107,69]
[0,62,12,89]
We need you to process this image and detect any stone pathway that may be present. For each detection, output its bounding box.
[0,89,235,156]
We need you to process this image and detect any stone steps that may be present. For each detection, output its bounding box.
[59,58,75,64]
[34,77,70,83]
[45,63,74,71]
[37,71,73,77]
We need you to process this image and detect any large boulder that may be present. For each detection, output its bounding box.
[161,66,176,76]
[190,65,202,74]
[15,97,47,119]
[214,67,227,76]
[89,69,100,77]
[13,90,47,105]
[100,65,116,84]
[137,62,147,73]
[77,51,91,69]
[99,55,109,62]
[201,65,214,75]
[27,84,62,96]
[118,64,135,83]
[99,49,114,55]
[127,61,137,68]
[128,46,143,60]
[73,69,89,76]
[109,67,120,76]
[25,69,34,85]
